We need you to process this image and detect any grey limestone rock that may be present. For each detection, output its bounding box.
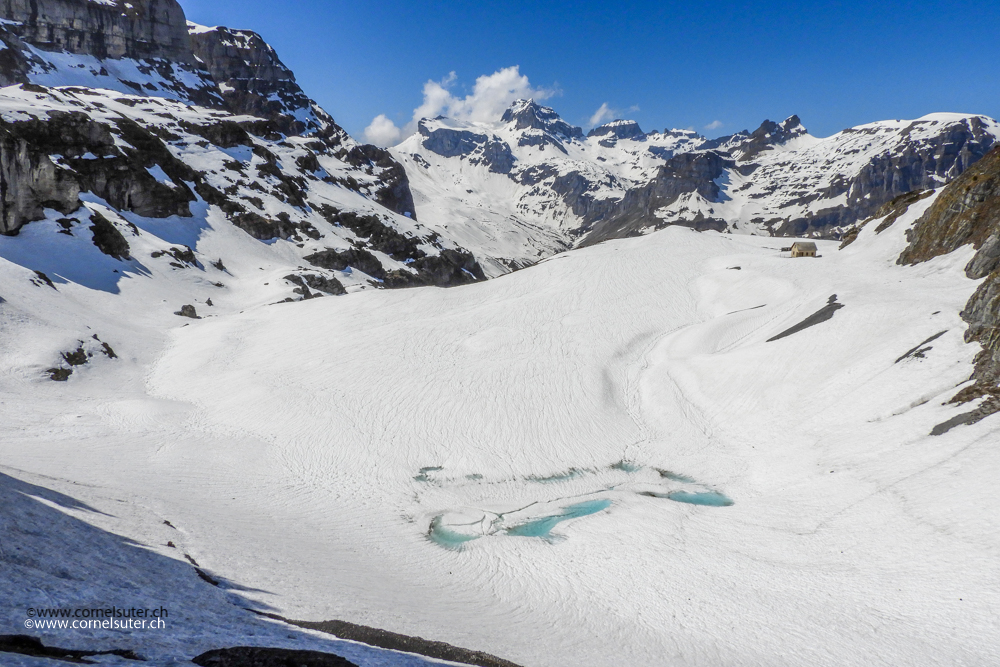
[0,0,194,61]
[188,24,329,136]
[501,99,584,141]
[418,120,514,174]
[587,119,646,145]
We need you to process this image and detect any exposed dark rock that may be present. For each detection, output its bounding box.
[343,144,418,216]
[178,120,251,149]
[32,270,55,288]
[587,120,646,144]
[840,190,933,248]
[899,147,1000,272]
[192,646,357,667]
[580,150,732,244]
[284,273,346,297]
[0,113,82,234]
[304,247,385,279]
[570,114,997,244]
[62,345,88,366]
[89,212,130,260]
[384,249,486,288]
[516,129,568,154]
[500,99,583,141]
[0,25,33,87]
[226,210,298,242]
[0,634,143,664]
[0,0,222,107]
[319,207,423,261]
[735,116,804,161]
[188,24,328,136]
[275,616,523,667]
[152,246,197,265]
[94,334,117,359]
[175,304,199,318]
[898,147,1000,431]
[418,120,514,174]
[873,190,934,234]
[0,0,194,62]
[46,367,72,381]
[1,109,198,232]
[777,116,997,237]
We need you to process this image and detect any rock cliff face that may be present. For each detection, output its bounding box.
[501,99,583,141]
[0,114,81,234]
[188,24,324,136]
[587,119,646,146]
[0,0,193,61]
[581,150,733,243]
[588,115,1000,242]
[899,146,1000,428]
[0,103,202,235]
[0,0,221,105]
[417,119,515,174]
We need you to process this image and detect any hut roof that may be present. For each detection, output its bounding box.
[791,241,818,250]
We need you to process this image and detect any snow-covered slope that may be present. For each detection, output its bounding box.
[3,183,999,665]
[393,103,1000,273]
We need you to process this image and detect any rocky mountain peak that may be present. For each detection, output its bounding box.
[500,99,584,141]
[729,115,809,160]
[587,119,646,142]
[187,22,330,136]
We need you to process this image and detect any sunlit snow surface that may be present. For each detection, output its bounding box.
[2,193,1000,666]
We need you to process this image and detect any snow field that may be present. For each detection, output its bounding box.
[2,189,998,666]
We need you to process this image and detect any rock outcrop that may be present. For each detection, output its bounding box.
[899,146,1000,429]
[581,150,733,243]
[188,24,326,136]
[193,646,357,667]
[0,0,222,106]
[501,99,584,141]
[0,107,200,235]
[0,0,193,61]
[588,120,646,145]
[418,119,515,174]
[0,113,82,234]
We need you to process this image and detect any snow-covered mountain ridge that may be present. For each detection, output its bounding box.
[0,1,487,301]
[394,102,1000,274]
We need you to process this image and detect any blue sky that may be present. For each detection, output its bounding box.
[181,0,1000,144]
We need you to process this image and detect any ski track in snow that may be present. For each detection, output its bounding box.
[2,192,1000,666]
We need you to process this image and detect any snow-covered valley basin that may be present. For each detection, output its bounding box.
[3,203,999,666]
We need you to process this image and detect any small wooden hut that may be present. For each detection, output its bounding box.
[790,241,818,258]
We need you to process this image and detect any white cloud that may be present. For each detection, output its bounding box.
[588,103,614,128]
[586,103,640,129]
[704,120,724,131]
[363,114,403,147]
[364,66,556,147]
